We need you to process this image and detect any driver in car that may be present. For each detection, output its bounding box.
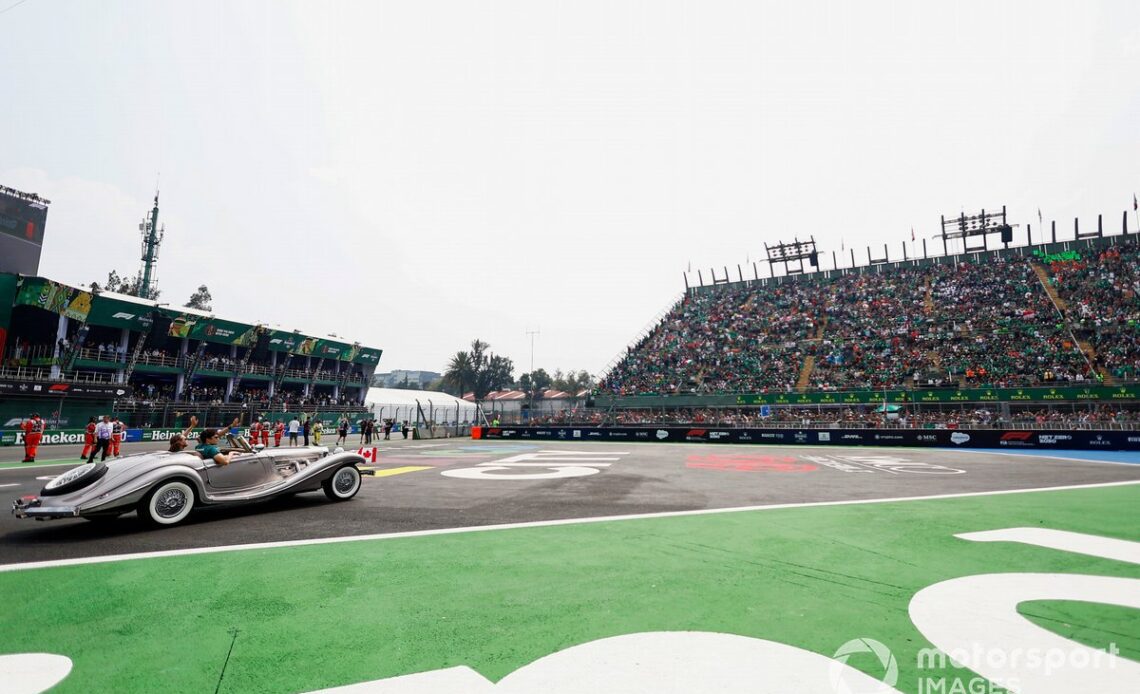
[193,418,245,466]
[196,429,237,466]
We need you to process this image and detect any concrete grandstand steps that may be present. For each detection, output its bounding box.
[796,355,816,392]
[1030,261,1114,385]
[795,317,828,391]
[1075,338,1114,385]
[814,317,828,340]
[1031,262,1069,311]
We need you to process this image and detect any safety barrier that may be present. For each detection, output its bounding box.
[477,426,1140,451]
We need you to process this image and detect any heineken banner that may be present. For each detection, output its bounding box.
[0,427,183,447]
[480,425,1140,451]
[597,384,1140,408]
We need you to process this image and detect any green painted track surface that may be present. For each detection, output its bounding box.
[2,484,1138,693]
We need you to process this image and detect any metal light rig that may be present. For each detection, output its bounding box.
[764,237,819,275]
[137,192,164,299]
[940,206,1013,253]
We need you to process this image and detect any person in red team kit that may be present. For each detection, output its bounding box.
[261,420,271,447]
[80,416,98,460]
[21,412,46,463]
[273,420,284,447]
[110,416,125,457]
[249,420,261,446]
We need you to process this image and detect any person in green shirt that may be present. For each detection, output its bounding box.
[195,423,241,466]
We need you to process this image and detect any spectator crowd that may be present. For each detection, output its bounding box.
[601,244,1140,396]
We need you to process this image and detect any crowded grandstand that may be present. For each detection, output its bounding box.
[0,275,380,430]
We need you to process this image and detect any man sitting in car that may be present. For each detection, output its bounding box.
[193,418,244,465]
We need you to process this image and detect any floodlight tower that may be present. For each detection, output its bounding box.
[137,192,164,299]
[764,237,819,275]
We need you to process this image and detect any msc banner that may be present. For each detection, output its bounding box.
[479,426,1140,451]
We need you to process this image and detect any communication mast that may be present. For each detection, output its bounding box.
[137,191,164,299]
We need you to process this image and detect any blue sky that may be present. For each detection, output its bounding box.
[2,0,1138,376]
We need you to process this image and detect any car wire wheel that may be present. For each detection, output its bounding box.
[139,480,196,527]
[324,465,361,501]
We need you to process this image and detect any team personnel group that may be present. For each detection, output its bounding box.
[16,412,406,464]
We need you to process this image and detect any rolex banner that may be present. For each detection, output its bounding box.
[595,384,1140,408]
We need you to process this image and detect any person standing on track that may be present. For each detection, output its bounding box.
[21,412,46,463]
[110,416,125,457]
[287,416,300,446]
[312,419,323,445]
[80,416,97,460]
[336,417,349,447]
[250,419,261,447]
[303,416,311,446]
[273,420,284,447]
[87,415,113,463]
[261,419,271,447]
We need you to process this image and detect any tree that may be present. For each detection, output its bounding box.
[552,369,594,394]
[443,351,474,396]
[444,339,514,400]
[518,368,552,397]
[186,285,212,311]
[88,270,160,300]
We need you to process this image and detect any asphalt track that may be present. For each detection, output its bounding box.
[3,438,1140,566]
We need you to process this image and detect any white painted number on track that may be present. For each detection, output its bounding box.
[441,450,630,480]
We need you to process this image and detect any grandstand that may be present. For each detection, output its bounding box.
[596,229,1140,427]
[0,274,381,431]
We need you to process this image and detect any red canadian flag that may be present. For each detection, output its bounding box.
[357,447,378,464]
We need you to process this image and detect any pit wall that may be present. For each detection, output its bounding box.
[473,426,1140,451]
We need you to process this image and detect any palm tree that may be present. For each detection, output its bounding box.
[444,351,474,397]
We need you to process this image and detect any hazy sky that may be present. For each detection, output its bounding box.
[3,0,1138,377]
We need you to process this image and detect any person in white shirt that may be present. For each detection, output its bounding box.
[87,415,114,463]
[287,417,300,446]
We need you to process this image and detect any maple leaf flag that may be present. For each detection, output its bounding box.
[357,447,378,463]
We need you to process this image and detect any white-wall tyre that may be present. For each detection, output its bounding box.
[323,466,361,501]
[138,480,195,527]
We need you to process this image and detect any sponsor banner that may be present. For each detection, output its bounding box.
[9,276,382,363]
[478,427,1140,451]
[185,317,259,346]
[0,380,131,398]
[1,427,188,447]
[14,277,92,321]
[596,384,1140,408]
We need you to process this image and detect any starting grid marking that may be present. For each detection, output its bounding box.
[442,450,631,480]
[360,465,433,478]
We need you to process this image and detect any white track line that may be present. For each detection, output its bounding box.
[3,479,1139,573]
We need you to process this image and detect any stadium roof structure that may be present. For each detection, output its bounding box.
[2,273,382,366]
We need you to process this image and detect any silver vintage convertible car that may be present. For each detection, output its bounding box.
[12,436,368,527]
